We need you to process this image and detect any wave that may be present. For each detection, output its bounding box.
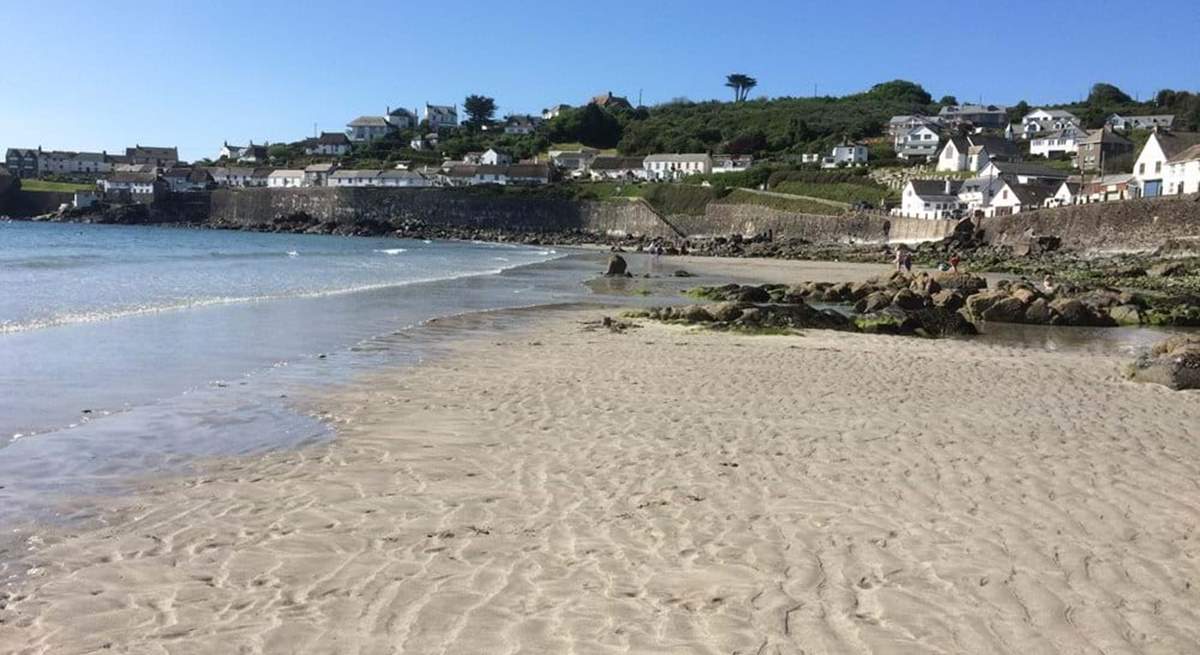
[374,248,408,255]
[0,252,570,335]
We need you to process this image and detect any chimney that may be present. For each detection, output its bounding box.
[944,179,952,194]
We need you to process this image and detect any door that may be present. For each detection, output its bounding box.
[1143,180,1162,197]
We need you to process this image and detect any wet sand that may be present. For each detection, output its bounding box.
[4,260,1200,653]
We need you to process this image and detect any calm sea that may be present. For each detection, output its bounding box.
[0,222,601,523]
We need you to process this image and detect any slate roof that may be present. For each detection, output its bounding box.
[347,116,390,127]
[591,156,647,170]
[985,161,1071,179]
[315,132,351,145]
[1153,132,1200,160]
[909,179,964,197]
[1167,143,1200,164]
[1003,181,1057,205]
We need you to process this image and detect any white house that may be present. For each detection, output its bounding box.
[894,125,940,161]
[589,156,647,180]
[99,172,162,198]
[37,150,112,175]
[800,153,821,164]
[1081,174,1137,203]
[1107,114,1175,132]
[1164,144,1200,196]
[711,154,753,173]
[644,153,712,180]
[936,137,989,172]
[549,148,599,176]
[206,166,255,187]
[1020,109,1079,139]
[472,165,509,185]
[506,163,551,186]
[267,169,305,188]
[329,170,382,187]
[987,180,1057,215]
[821,143,868,168]
[346,116,392,142]
[1132,131,1200,197]
[304,163,337,187]
[542,104,571,120]
[217,142,268,163]
[1045,180,1082,208]
[503,115,540,135]
[1029,126,1088,158]
[895,179,964,219]
[887,114,941,136]
[425,104,458,130]
[957,176,1008,213]
[386,106,417,130]
[938,104,1008,129]
[378,170,431,187]
[305,132,352,157]
[480,148,512,166]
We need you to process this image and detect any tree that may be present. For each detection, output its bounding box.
[463,94,497,129]
[725,73,758,102]
[1087,83,1133,106]
[1155,89,1177,108]
[1007,100,1031,123]
[939,95,959,106]
[547,104,623,148]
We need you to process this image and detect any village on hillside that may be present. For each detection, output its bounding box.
[3,81,1200,220]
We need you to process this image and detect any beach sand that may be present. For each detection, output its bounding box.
[5,279,1200,653]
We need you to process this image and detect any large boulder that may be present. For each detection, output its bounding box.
[1125,336,1200,390]
[1049,298,1115,327]
[708,301,750,322]
[964,290,1009,320]
[980,296,1029,323]
[605,254,628,277]
[891,288,928,311]
[854,291,892,314]
[1109,304,1144,326]
[1023,298,1056,325]
[933,272,988,294]
[930,289,966,312]
[855,306,977,337]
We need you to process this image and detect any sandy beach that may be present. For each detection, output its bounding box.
[4,261,1200,654]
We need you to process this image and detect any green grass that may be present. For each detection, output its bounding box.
[638,184,722,216]
[771,180,894,205]
[722,189,844,215]
[19,179,94,192]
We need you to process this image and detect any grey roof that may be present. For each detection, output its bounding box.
[106,172,158,183]
[315,132,351,145]
[1025,109,1077,120]
[347,116,390,127]
[445,165,478,177]
[507,163,551,178]
[305,163,338,172]
[591,156,646,170]
[986,160,1070,179]
[644,153,711,163]
[126,146,178,159]
[1152,131,1200,159]
[939,104,1007,116]
[250,168,274,178]
[1081,129,1133,146]
[909,179,964,197]
[330,169,382,178]
[1004,182,1057,205]
[1167,143,1200,164]
[378,169,425,179]
[268,169,305,178]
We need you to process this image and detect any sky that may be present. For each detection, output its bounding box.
[2,0,1198,162]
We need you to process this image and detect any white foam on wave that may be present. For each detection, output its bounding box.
[1,247,570,335]
[374,248,408,255]
[286,251,300,257]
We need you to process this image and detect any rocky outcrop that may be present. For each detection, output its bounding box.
[604,255,629,277]
[1125,335,1200,390]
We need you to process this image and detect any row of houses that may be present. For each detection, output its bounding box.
[4,145,180,178]
[896,129,1200,220]
[546,150,753,181]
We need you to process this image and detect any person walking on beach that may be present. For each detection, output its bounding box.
[902,250,913,273]
[894,248,906,272]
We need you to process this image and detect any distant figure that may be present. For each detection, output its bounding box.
[902,251,913,273]
[894,249,906,272]
[1043,274,1056,294]
[949,253,961,273]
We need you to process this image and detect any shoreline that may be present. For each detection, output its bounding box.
[4,299,1200,652]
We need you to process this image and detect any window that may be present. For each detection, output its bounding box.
[1155,162,1162,173]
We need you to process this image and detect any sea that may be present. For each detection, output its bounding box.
[0,222,646,526]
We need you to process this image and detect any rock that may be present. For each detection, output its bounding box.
[604,255,628,277]
[933,272,988,293]
[1109,304,1144,326]
[708,301,749,322]
[821,282,853,302]
[1149,262,1188,278]
[680,305,714,323]
[854,291,892,314]
[980,296,1029,323]
[1010,287,1040,305]
[964,290,1012,321]
[855,306,977,337]
[930,289,965,312]
[1048,298,1114,327]
[1023,298,1056,324]
[891,288,927,311]
[734,286,771,303]
[848,281,875,300]
[1125,336,1200,390]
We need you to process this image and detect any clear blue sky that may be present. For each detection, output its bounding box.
[2,0,1197,162]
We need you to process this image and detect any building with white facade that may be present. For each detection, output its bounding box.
[267,169,305,188]
[378,170,432,187]
[305,132,352,157]
[425,104,458,130]
[1164,144,1200,196]
[1132,130,1200,197]
[1020,109,1079,139]
[36,149,112,175]
[644,153,712,180]
[895,179,964,219]
[988,179,1056,215]
[894,125,940,161]
[329,170,383,187]
[589,156,647,180]
[711,154,754,173]
[1107,114,1175,132]
[386,106,417,130]
[1029,126,1088,158]
[480,148,512,166]
[821,143,868,168]
[549,148,599,177]
[938,104,1008,129]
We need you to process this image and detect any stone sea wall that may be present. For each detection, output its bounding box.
[1,190,74,217]
[978,194,1200,253]
[206,188,679,238]
[678,203,957,245]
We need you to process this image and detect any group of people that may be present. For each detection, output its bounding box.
[894,248,963,274]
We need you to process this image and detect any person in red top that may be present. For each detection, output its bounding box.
[949,253,961,273]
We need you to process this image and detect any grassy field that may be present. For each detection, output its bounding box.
[771,180,893,206]
[18,179,94,192]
